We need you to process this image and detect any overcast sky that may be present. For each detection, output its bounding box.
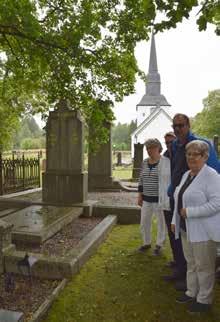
[113,13,220,124]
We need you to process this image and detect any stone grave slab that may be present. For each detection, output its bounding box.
[0,309,24,322]
[3,205,83,245]
[0,208,19,218]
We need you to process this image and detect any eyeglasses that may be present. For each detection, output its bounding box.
[172,123,186,129]
[186,152,202,159]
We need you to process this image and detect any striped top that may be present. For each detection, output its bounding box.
[138,159,159,203]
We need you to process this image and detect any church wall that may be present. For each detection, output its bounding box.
[137,106,151,126]
[131,112,173,158]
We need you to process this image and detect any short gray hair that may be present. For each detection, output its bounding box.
[144,138,162,152]
[186,140,209,160]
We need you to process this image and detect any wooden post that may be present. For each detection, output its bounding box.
[132,143,144,180]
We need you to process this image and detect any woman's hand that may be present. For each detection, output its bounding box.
[180,208,187,219]
[138,194,143,207]
[171,224,175,234]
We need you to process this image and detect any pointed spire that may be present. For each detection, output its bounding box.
[146,31,161,96]
[136,31,170,107]
[148,32,158,73]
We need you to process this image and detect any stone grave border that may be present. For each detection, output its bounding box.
[0,188,141,321]
[2,215,116,321]
[30,278,68,322]
[5,215,117,279]
[11,206,83,245]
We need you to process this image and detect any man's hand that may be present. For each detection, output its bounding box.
[138,194,143,207]
[180,208,187,219]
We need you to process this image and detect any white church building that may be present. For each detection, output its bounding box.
[131,34,173,157]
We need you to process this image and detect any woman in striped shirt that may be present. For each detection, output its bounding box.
[138,138,171,255]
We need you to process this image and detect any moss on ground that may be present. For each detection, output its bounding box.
[43,223,220,322]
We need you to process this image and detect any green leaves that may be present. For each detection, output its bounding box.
[0,0,219,148]
[192,89,220,138]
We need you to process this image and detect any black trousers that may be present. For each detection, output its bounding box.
[163,209,187,278]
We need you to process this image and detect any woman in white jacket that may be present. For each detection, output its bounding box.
[171,140,220,313]
[138,138,170,256]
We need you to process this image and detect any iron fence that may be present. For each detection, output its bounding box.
[0,152,41,195]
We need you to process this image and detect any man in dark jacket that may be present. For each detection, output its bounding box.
[163,132,177,269]
[163,113,220,288]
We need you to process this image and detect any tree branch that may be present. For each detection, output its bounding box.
[0,24,98,59]
[2,34,23,67]
[196,0,209,15]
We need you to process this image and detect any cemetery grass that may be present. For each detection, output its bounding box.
[43,222,220,322]
[113,166,132,180]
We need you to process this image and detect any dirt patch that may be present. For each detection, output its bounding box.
[0,274,59,322]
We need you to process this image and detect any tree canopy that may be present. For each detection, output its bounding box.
[192,89,220,138]
[112,120,137,150]
[12,115,45,149]
[0,1,219,149]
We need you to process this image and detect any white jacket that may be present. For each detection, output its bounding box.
[158,155,171,210]
[172,164,220,242]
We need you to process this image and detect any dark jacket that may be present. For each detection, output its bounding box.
[168,131,220,198]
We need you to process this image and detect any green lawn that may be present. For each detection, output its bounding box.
[113,166,132,180]
[43,222,220,322]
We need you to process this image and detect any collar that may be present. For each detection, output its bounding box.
[175,131,196,146]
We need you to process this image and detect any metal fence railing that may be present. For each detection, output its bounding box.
[0,152,41,195]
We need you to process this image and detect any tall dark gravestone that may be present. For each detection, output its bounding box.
[42,100,88,204]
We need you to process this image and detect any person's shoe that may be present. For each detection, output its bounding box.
[175,279,187,292]
[163,272,185,282]
[188,301,211,313]
[137,244,151,253]
[165,260,177,268]
[176,294,194,303]
[153,245,161,256]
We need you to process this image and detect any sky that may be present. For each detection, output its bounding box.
[113,13,220,124]
[35,11,220,128]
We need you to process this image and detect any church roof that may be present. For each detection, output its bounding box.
[137,94,170,107]
[137,33,170,107]
[131,107,172,137]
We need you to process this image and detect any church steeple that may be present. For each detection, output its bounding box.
[146,33,161,96]
[149,33,158,73]
[137,32,170,108]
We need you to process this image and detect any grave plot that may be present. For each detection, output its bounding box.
[15,216,103,257]
[0,274,60,322]
[0,203,117,321]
